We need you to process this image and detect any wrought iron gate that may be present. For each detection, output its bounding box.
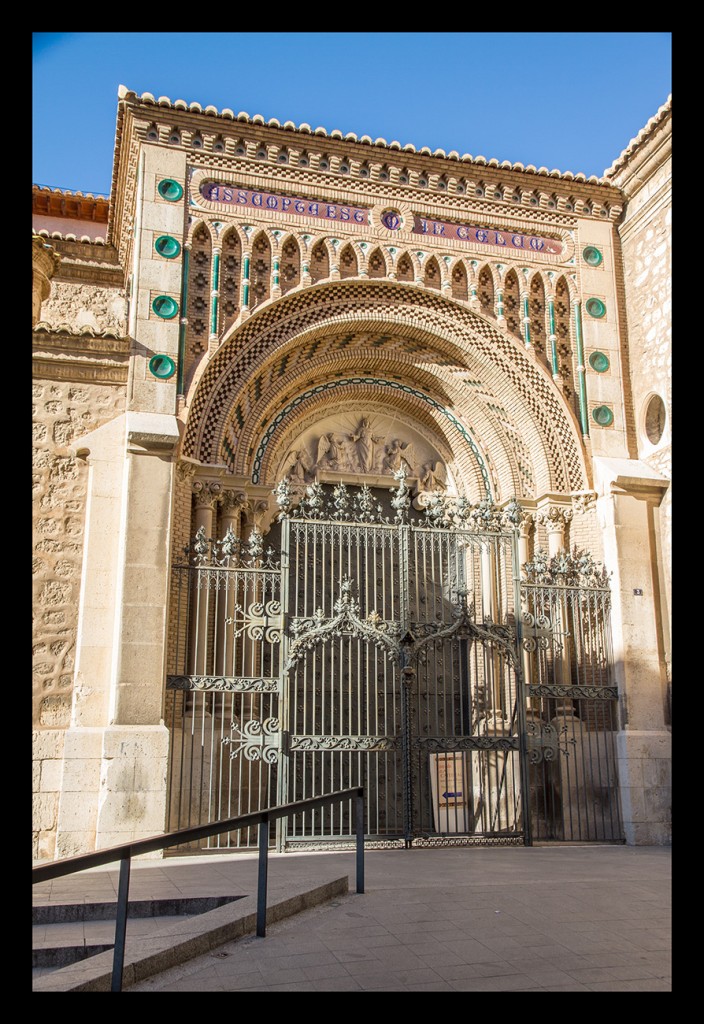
[520,549,623,842]
[165,476,621,850]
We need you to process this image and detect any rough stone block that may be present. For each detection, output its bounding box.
[32,729,66,759]
[55,830,97,859]
[56,791,98,831]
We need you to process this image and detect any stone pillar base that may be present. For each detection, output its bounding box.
[616,730,671,845]
[55,724,170,858]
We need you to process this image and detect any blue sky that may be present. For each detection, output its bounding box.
[33,32,671,196]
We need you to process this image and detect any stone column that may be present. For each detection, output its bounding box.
[55,412,179,856]
[535,503,574,687]
[189,480,220,676]
[216,490,245,676]
[594,457,671,844]
[518,514,534,698]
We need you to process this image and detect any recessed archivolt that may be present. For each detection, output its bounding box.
[182,280,588,496]
[228,352,507,499]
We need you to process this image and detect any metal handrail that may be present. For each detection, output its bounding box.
[33,787,365,992]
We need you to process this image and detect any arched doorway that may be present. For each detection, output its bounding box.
[165,281,619,849]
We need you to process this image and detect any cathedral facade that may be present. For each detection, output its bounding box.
[32,88,671,860]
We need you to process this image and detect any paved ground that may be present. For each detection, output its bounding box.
[33,844,671,992]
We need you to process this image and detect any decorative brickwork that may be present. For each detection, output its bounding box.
[280,236,301,294]
[220,227,242,334]
[182,280,588,502]
[185,223,211,377]
[250,232,271,310]
[530,273,547,362]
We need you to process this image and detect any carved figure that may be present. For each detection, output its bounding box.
[350,418,385,473]
[286,449,309,484]
[419,461,447,492]
[316,433,351,471]
[383,439,415,475]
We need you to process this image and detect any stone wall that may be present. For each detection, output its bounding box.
[32,376,126,860]
[607,103,671,695]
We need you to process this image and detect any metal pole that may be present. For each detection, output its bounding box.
[110,854,131,992]
[256,817,269,937]
[355,788,365,894]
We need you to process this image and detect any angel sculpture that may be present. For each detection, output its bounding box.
[316,433,351,472]
[419,461,447,493]
[285,449,309,484]
[383,439,415,475]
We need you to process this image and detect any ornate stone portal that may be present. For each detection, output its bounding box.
[277,413,451,505]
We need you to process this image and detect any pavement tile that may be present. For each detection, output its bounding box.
[310,976,365,990]
[302,963,354,981]
[436,938,509,963]
[585,980,672,991]
[449,975,541,991]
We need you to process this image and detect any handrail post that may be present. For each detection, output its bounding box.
[355,787,365,894]
[256,816,269,937]
[110,853,131,992]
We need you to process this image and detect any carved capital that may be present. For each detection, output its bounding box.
[536,504,572,533]
[221,489,248,514]
[571,490,598,515]
[192,479,222,509]
[176,460,198,484]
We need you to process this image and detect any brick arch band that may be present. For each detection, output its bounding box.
[182,280,589,497]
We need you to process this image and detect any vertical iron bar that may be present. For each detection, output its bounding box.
[356,788,365,892]
[257,817,269,937]
[513,529,533,845]
[110,853,131,992]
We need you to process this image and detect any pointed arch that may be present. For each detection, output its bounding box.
[220,227,242,336]
[396,251,414,283]
[424,256,441,291]
[555,275,577,414]
[367,247,387,279]
[185,222,211,378]
[309,238,329,284]
[504,269,521,338]
[339,243,358,279]
[478,264,494,319]
[250,232,271,310]
[451,260,468,301]
[529,272,547,365]
[280,235,301,294]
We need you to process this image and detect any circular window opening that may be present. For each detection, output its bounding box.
[588,351,610,373]
[592,405,614,427]
[157,179,183,201]
[152,295,179,319]
[586,297,606,318]
[149,354,176,379]
[583,245,603,267]
[154,235,181,259]
[644,394,666,445]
